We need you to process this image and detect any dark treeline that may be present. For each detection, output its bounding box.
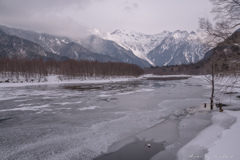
[0,57,143,81]
[144,62,206,75]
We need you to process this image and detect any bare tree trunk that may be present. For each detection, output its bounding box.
[210,63,214,110]
[210,80,214,110]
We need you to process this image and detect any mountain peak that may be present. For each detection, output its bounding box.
[86,28,204,66]
[111,29,144,36]
[88,28,110,38]
[111,29,124,35]
[190,31,196,35]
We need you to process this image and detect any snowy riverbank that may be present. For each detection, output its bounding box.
[0,75,142,88]
[0,74,193,88]
[177,79,240,160]
[178,110,240,160]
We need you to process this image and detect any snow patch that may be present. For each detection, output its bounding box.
[54,101,82,105]
[177,111,236,160]
[206,111,240,160]
[117,88,154,96]
[0,104,51,112]
[79,106,100,111]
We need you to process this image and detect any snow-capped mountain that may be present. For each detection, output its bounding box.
[0,25,71,55]
[80,35,150,67]
[0,25,207,67]
[148,30,207,66]
[90,29,206,66]
[0,29,67,61]
[0,25,127,63]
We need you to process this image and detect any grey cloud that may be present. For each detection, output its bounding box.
[123,6,132,13]
[0,0,91,38]
[123,2,139,13]
[133,3,138,8]
[1,14,88,39]
[0,0,90,16]
[0,0,213,37]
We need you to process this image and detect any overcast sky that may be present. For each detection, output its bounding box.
[0,0,213,38]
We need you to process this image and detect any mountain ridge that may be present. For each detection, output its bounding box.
[79,35,150,67]
[90,28,206,66]
[0,25,150,67]
[0,29,68,61]
[0,25,207,68]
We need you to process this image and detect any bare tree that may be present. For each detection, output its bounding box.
[199,0,240,109]
[0,57,144,82]
[199,0,240,46]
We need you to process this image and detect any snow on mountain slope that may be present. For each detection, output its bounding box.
[0,25,71,55]
[80,35,150,67]
[90,29,169,65]
[0,25,119,63]
[148,30,206,66]
[0,30,67,61]
[90,28,206,66]
[1,24,206,67]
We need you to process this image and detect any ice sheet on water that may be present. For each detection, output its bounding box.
[0,100,83,112]
[0,110,166,160]
[0,104,51,112]
[79,106,101,111]
[0,96,18,101]
[157,98,207,115]
[117,88,154,96]
[53,101,82,105]
[14,99,31,102]
[18,103,34,107]
[0,76,214,160]
[98,94,111,97]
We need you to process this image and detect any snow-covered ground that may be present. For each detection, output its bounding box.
[206,111,240,160]
[0,75,141,88]
[177,77,240,160]
[177,110,239,160]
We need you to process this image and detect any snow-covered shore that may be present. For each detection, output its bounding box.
[0,75,141,88]
[205,111,240,160]
[0,74,195,88]
[167,76,240,160]
[177,110,240,160]
[177,79,240,160]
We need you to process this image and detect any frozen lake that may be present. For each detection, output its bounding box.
[0,76,211,160]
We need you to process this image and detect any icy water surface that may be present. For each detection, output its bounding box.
[0,77,209,160]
